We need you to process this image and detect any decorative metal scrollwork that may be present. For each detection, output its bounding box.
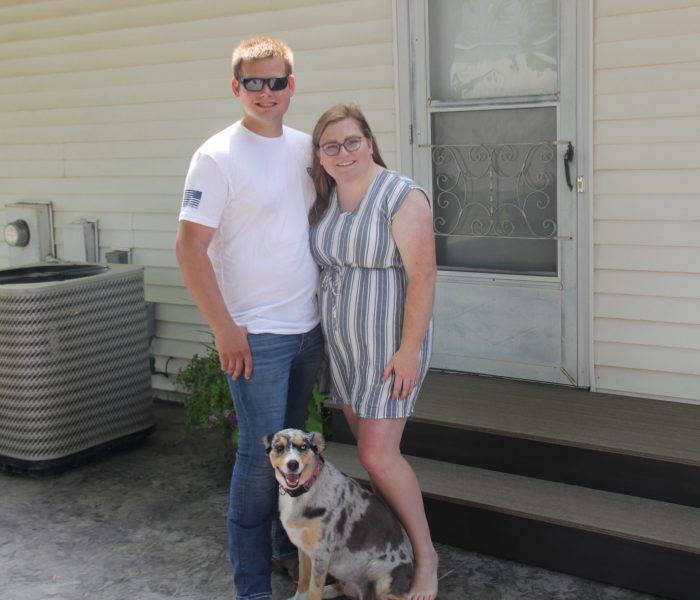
[431,142,558,240]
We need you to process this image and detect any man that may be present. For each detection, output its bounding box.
[176,36,323,600]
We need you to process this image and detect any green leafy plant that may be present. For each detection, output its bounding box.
[306,379,329,436]
[173,340,238,449]
[174,339,330,457]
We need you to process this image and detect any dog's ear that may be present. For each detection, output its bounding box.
[308,431,326,454]
[262,434,274,453]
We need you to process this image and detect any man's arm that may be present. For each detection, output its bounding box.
[175,220,252,379]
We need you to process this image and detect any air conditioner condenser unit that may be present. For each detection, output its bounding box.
[0,263,155,472]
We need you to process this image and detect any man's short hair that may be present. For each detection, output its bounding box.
[232,35,294,79]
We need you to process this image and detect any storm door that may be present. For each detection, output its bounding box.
[401,0,586,385]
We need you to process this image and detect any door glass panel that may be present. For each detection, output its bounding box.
[431,106,557,275]
[429,0,558,101]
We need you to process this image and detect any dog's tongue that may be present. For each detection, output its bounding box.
[285,473,300,487]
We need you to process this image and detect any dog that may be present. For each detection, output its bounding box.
[264,429,413,600]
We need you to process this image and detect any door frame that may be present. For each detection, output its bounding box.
[394,0,591,387]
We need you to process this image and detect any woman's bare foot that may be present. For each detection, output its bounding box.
[407,548,439,600]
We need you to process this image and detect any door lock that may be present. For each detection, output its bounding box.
[576,176,585,193]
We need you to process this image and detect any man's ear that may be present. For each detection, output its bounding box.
[231,77,241,98]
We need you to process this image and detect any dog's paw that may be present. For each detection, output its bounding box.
[289,593,308,600]
[321,582,344,599]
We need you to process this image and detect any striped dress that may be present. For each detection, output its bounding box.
[310,169,433,419]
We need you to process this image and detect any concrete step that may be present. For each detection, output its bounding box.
[324,441,700,600]
[327,371,700,507]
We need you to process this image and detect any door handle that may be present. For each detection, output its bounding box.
[564,142,574,191]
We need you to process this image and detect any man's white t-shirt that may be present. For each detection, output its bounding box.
[179,122,319,334]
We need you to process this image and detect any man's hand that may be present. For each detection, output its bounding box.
[215,321,252,380]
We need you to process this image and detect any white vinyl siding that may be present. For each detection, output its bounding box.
[4,0,699,407]
[0,0,396,397]
[593,0,700,403]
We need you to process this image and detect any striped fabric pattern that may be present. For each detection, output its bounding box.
[310,170,433,419]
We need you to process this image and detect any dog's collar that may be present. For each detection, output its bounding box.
[280,455,325,498]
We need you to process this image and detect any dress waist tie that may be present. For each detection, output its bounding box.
[320,265,343,330]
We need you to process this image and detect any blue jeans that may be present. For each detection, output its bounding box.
[226,324,324,600]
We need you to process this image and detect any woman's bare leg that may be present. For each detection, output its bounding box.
[352,415,438,600]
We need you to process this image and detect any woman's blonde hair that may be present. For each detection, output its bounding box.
[310,103,387,225]
[232,35,294,79]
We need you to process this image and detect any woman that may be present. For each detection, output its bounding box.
[309,103,439,600]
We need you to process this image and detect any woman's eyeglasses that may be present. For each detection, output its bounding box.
[238,76,289,92]
[319,137,364,156]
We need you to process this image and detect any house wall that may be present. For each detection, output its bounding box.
[3,0,700,405]
[0,0,397,397]
[593,0,700,403]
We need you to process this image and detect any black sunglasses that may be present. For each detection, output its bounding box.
[238,76,289,92]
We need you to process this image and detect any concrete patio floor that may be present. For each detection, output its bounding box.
[0,401,663,600]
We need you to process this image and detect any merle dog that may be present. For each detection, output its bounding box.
[264,429,413,600]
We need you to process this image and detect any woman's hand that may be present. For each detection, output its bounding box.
[383,348,421,400]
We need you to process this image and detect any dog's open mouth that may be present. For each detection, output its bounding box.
[279,469,300,488]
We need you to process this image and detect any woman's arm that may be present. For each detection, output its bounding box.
[383,188,437,400]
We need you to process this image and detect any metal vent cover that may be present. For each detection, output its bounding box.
[0,263,154,468]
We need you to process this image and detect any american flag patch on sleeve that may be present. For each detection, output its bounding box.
[182,189,202,209]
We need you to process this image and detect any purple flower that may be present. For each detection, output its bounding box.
[222,409,237,427]
[208,414,217,424]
